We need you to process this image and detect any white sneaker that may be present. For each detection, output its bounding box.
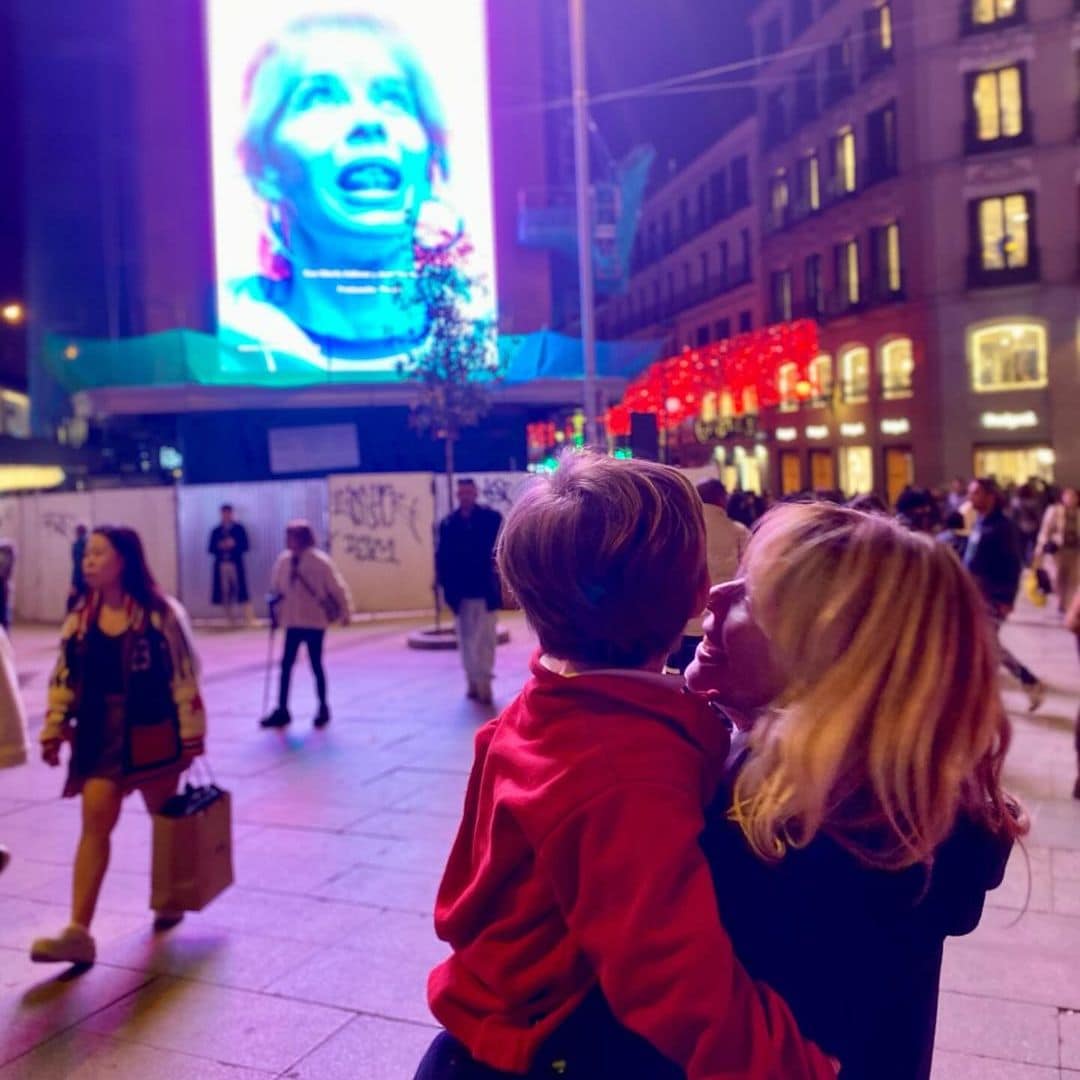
[30,925,96,965]
[1026,682,1046,712]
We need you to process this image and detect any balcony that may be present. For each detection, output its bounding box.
[966,248,1040,289]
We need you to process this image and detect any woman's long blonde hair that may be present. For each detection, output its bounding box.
[732,502,1026,870]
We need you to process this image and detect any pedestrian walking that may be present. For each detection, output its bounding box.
[208,504,253,626]
[0,625,29,876]
[1036,486,1079,615]
[936,511,969,559]
[68,524,88,612]
[668,479,749,674]
[1065,586,1080,800]
[0,538,15,628]
[687,503,1024,1079]
[260,520,351,731]
[32,526,206,966]
[964,478,1046,710]
[435,479,502,706]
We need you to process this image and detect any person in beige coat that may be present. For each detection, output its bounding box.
[1036,487,1079,615]
[667,480,750,674]
[0,625,29,875]
[261,520,352,731]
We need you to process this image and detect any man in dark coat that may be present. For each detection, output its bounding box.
[964,477,1045,710]
[436,479,502,705]
[208,504,252,626]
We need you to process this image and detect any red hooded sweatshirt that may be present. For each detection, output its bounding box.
[428,653,834,1079]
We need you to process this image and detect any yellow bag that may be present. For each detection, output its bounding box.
[1023,568,1047,608]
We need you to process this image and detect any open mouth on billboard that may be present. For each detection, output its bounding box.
[338,161,403,196]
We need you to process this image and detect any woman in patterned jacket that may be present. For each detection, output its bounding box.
[31,526,206,966]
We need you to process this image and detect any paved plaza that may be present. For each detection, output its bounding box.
[0,604,1078,1078]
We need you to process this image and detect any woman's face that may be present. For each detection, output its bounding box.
[265,28,433,249]
[83,533,123,594]
[686,579,787,722]
[1064,488,1079,510]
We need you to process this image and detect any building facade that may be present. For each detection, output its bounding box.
[605,0,1080,500]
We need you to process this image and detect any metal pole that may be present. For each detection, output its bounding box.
[569,0,599,446]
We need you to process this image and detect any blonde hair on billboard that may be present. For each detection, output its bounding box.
[731,502,1026,870]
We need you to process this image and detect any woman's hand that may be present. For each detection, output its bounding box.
[41,739,63,767]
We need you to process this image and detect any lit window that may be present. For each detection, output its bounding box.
[809,354,834,400]
[880,338,914,398]
[833,126,857,194]
[972,66,1024,143]
[971,0,1019,26]
[742,386,760,415]
[835,239,861,305]
[840,345,870,402]
[797,151,821,211]
[770,169,790,227]
[969,321,1047,392]
[878,3,893,50]
[840,446,874,496]
[976,193,1031,270]
[778,362,800,411]
[886,223,902,292]
[720,390,736,417]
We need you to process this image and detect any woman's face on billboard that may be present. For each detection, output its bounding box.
[266,27,433,249]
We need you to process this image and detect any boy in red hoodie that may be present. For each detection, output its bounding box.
[416,453,835,1080]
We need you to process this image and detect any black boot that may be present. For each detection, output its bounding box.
[314,703,330,729]
[260,706,292,729]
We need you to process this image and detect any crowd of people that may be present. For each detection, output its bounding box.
[0,456,1076,1079]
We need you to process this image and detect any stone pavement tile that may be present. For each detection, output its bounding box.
[1025,800,1080,853]
[0,798,30,817]
[286,1014,437,1080]
[1055,850,1080,881]
[193,888,382,946]
[97,923,327,993]
[941,908,1080,1009]
[313,863,437,916]
[0,898,145,953]
[1054,876,1080,917]
[986,846,1054,914]
[0,856,70,901]
[935,991,1060,1067]
[0,952,153,1068]
[1060,1008,1080,1071]
[347,809,460,846]
[0,1029,273,1079]
[78,974,351,1072]
[930,1051,1060,1079]
[233,792,380,832]
[263,909,447,1025]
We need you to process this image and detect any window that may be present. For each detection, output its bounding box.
[795,151,821,214]
[742,386,760,415]
[809,354,834,401]
[840,446,874,496]
[840,345,871,402]
[866,101,898,182]
[825,34,855,105]
[679,197,690,240]
[710,170,728,221]
[766,89,788,147]
[830,126,857,196]
[738,228,753,279]
[967,65,1027,151]
[880,338,914,398]
[969,192,1036,284]
[667,271,675,301]
[662,211,672,252]
[697,325,711,347]
[700,251,710,284]
[715,317,732,341]
[697,184,708,230]
[730,156,751,210]
[794,61,819,127]
[792,0,814,35]
[762,17,783,57]
[770,269,794,322]
[834,238,861,307]
[718,240,730,281]
[778,362,801,411]
[968,321,1047,391]
[682,261,691,290]
[864,3,894,71]
[870,222,902,298]
[769,169,790,230]
[966,0,1024,33]
[805,253,824,315]
[739,310,753,333]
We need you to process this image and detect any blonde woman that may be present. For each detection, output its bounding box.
[687,503,1025,1080]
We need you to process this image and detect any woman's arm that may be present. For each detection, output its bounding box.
[160,599,206,757]
[41,612,80,746]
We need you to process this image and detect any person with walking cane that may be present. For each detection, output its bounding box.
[260,520,351,731]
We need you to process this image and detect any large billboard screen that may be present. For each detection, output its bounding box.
[206,0,497,384]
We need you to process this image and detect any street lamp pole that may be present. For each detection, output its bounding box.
[569,0,600,446]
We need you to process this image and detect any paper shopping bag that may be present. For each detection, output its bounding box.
[151,784,234,911]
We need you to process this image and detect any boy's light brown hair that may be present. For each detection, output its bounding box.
[497,452,707,668]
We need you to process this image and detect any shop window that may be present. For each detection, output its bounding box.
[973,445,1053,486]
[778,362,800,412]
[810,353,834,402]
[829,126,857,197]
[840,445,874,495]
[968,321,1047,392]
[967,65,1027,151]
[840,345,870,402]
[742,386,760,415]
[880,337,914,398]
